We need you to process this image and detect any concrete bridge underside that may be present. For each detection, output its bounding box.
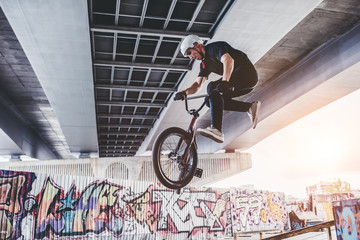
[0,0,360,160]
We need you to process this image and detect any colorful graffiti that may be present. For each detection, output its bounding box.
[230,189,288,233]
[0,169,296,239]
[33,178,125,238]
[0,171,35,239]
[152,189,232,237]
[333,199,360,240]
[0,170,233,239]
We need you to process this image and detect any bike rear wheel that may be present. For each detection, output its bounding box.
[152,127,198,189]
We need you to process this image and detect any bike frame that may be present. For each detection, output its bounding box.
[152,93,209,190]
[180,94,208,163]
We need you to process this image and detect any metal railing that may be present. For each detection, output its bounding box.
[262,220,334,240]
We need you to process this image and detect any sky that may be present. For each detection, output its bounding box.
[209,89,360,198]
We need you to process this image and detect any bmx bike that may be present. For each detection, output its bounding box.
[152,94,208,190]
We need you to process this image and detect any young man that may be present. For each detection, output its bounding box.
[174,35,260,143]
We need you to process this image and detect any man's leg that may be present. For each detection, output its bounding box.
[226,63,261,128]
[223,98,252,112]
[223,96,260,129]
[196,80,225,143]
[207,80,223,131]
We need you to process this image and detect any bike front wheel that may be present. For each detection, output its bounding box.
[152,127,198,189]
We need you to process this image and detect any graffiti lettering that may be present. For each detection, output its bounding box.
[34,177,123,238]
[35,178,64,237]
[334,202,360,240]
[152,189,225,234]
[0,175,26,213]
[0,169,290,240]
[0,172,33,240]
[231,189,287,233]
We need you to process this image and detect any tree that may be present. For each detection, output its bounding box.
[328,178,352,194]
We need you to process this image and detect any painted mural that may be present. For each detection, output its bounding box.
[0,169,293,239]
[230,188,289,233]
[0,169,233,239]
[333,199,360,240]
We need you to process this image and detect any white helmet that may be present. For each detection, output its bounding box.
[180,35,203,56]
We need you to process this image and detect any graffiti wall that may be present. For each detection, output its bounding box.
[230,188,289,233]
[0,169,232,240]
[0,169,292,239]
[333,199,360,240]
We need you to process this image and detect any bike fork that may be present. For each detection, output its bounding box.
[175,117,204,194]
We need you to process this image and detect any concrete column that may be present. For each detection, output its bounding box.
[91,158,109,178]
[127,160,144,181]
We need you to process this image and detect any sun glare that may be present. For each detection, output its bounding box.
[287,124,345,172]
[308,138,341,163]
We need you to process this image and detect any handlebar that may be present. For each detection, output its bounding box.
[185,94,208,100]
[184,94,209,116]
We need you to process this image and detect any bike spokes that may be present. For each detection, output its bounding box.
[159,134,192,183]
[152,127,198,189]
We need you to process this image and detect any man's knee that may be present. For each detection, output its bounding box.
[207,79,222,94]
[207,82,216,94]
[206,90,222,108]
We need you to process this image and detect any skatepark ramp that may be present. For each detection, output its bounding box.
[1,152,251,187]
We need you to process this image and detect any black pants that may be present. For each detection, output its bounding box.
[206,60,258,131]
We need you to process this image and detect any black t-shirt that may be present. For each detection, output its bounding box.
[198,41,248,78]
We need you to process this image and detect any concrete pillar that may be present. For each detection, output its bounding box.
[91,158,109,178]
[127,160,144,181]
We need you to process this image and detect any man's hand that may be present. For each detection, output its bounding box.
[174,91,186,101]
[217,81,231,94]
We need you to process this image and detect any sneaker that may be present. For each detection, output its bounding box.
[197,126,224,143]
[247,101,261,129]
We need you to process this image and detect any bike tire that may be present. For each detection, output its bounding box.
[152,127,198,189]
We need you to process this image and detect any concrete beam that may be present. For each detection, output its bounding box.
[95,84,176,93]
[97,114,159,119]
[91,24,211,40]
[0,94,57,160]
[94,60,189,71]
[98,124,152,128]
[0,0,99,154]
[197,23,360,153]
[97,101,166,108]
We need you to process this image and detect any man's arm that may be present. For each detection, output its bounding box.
[221,53,234,82]
[184,76,207,95]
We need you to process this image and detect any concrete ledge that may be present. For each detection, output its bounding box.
[1,152,251,186]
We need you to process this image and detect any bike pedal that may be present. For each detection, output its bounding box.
[194,168,203,178]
